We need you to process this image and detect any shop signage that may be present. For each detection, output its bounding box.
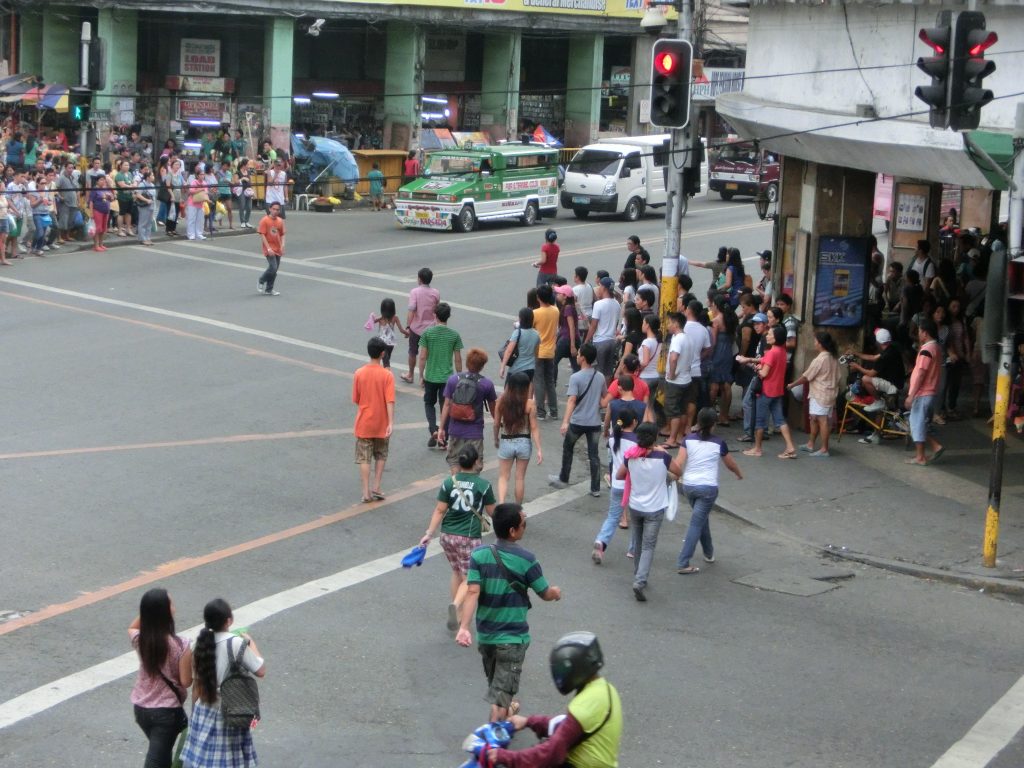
[425,34,466,82]
[178,98,226,122]
[692,68,745,100]
[812,235,870,328]
[323,0,646,18]
[610,67,630,96]
[180,38,221,77]
[165,76,235,94]
[894,190,927,232]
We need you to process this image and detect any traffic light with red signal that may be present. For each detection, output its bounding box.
[649,39,693,129]
[915,11,997,132]
[914,12,953,129]
[949,11,997,131]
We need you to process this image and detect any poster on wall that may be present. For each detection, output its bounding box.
[894,190,927,232]
[812,236,870,327]
[180,39,221,77]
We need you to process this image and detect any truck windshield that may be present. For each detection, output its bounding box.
[425,155,479,176]
[567,149,621,176]
[716,144,757,165]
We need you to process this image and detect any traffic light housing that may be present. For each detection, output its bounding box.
[649,39,693,129]
[949,11,997,131]
[915,12,953,129]
[69,88,91,123]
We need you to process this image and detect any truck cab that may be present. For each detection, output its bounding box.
[560,135,670,222]
[708,141,780,202]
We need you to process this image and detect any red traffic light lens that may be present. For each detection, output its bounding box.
[654,52,677,76]
[919,28,946,54]
[969,31,997,57]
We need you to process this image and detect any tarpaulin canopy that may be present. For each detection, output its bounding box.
[290,135,358,184]
[38,84,70,112]
[0,73,38,103]
[965,131,1015,192]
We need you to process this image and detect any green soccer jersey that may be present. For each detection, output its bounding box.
[466,542,549,645]
[438,473,495,538]
[420,324,463,384]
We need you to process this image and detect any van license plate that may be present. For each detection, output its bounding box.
[572,196,589,204]
[725,183,738,190]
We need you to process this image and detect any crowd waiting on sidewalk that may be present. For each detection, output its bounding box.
[0,121,293,262]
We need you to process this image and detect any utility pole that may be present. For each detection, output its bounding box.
[79,22,91,158]
[658,0,692,325]
[983,103,1023,567]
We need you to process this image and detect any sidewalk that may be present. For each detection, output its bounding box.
[710,414,1024,594]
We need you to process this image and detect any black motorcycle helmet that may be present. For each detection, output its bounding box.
[545,228,557,243]
[549,631,603,695]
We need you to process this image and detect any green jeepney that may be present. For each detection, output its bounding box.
[394,144,559,232]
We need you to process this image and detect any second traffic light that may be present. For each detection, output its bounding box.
[649,39,693,129]
[914,12,953,129]
[949,11,997,131]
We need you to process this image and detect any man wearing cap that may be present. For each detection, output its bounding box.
[735,312,769,442]
[848,327,906,403]
[585,277,621,381]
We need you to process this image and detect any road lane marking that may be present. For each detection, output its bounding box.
[0,470,453,639]
[0,483,589,729]
[0,290,423,396]
[178,240,417,283]
[432,221,769,278]
[0,422,428,462]
[0,280,419,365]
[300,222,597,261]
[929,673,1024,768]
[136,247,515,320]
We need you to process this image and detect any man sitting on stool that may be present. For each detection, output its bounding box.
[848,328,906,404]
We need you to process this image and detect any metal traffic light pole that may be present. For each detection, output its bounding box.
[983,103,1023,568]
[658,0,692,326]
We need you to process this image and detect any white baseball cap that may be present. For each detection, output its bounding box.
[874,328,892,345]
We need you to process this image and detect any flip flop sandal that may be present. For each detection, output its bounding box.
[400,374,414,383]
[361,496,374,503]
[676,566,700,575]
[371,490,386,500]
[778,451,798,459]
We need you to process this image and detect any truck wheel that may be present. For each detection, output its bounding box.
[623,197,644,222]
[766,183,779,203]
[719,190,734,201]
[454,205,476,233]
[521,201,539,226]
[573,209,590,220]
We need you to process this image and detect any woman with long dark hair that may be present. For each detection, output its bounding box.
[493,371,542,504]
[128,588,188,768]
[722,247,746,308]
[180,599,266,768]
[788,331,840,456]
[553,285,579,384]
[709,296,738,425]
[614,306,644,379]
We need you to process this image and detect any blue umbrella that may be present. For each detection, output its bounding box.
[291,135,358,185]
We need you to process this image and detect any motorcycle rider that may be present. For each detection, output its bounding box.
[472,631,622,768]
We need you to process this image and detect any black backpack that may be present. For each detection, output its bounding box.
[449,373,481,422]
[220,637,260,729]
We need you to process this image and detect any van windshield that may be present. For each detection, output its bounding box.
[567,149,621,176]
[425,155,479,176]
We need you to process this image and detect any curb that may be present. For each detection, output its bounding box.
[69,226,254,254]
[711,499,1024,597]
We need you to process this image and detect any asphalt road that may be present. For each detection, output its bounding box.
[1,197,1023,768]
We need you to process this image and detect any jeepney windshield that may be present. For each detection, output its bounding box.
[717,143,758,165]
[425,154,480,176]
[567,149,622,177]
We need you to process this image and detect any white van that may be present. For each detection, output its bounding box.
[560,135,670,221]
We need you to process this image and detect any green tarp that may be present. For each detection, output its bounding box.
[966,130,1015,191]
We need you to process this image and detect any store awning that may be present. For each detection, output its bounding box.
[716,91,1009,191]
[38,84,70,113]
[0,73,39,102]
[964,130,1015,191]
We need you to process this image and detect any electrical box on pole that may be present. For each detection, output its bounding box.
[649,39,693,129]
[949,11,997,131]
[914,12,953,129]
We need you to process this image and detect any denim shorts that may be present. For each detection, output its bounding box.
[755,395,784,430]
[0,218,8,234]
[497,436,531,461]
[910,394,935,443]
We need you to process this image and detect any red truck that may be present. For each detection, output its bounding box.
[708,141,781,202]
